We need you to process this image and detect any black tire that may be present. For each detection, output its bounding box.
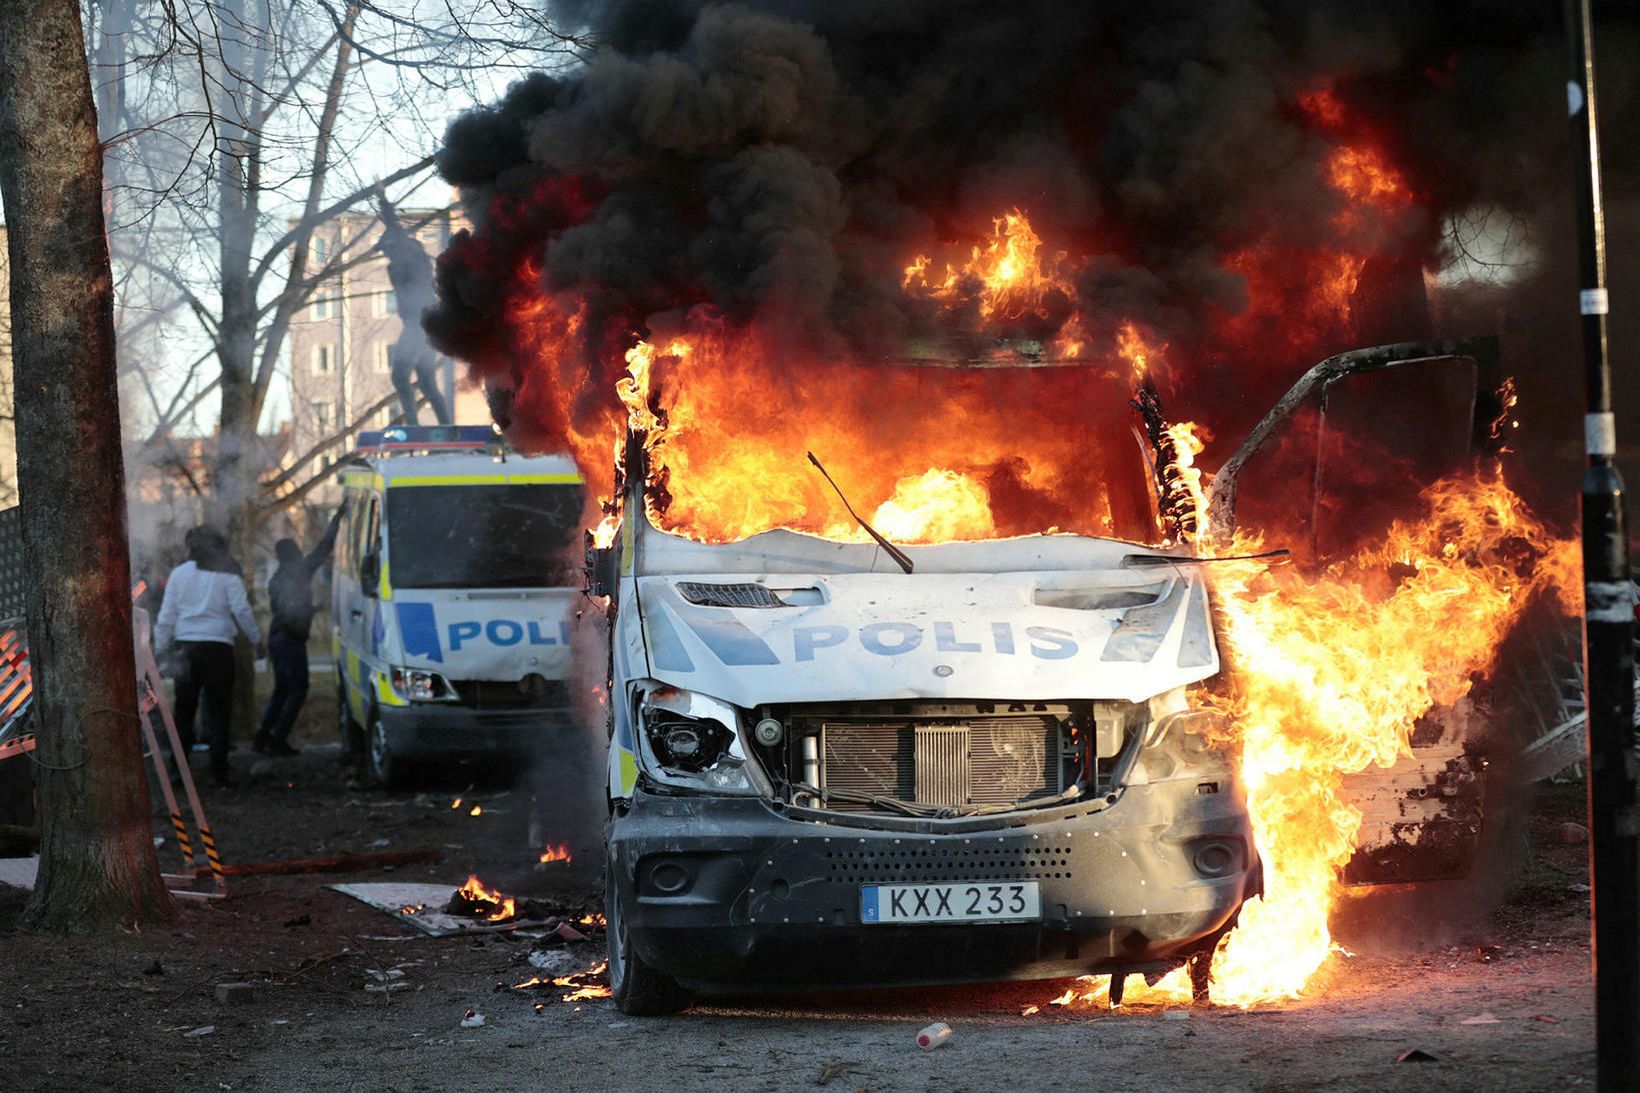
[337,680,365,757]
[367,708,408,788]
[606,856,691,1015]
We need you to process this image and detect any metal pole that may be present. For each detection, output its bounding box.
[1565,2,1638,1087]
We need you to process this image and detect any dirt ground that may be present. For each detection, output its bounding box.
[0,692,1600,1091]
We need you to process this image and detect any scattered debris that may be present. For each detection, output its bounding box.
[282,915,312,929]
[363,961,426,993]
[1460,1013,1502,1025]
[1163,1010,1191,1021]
[1558,822,1590,845]
[552,922,588,942]
[817,1062,857,1085]
[1397,1048,1443,1063]
[142,959,165,977]
[1019,1005,1039,1016]
[916,1022,952,1050]
[183,1026,216,1039]
[1531,1014,1561,1025]
[1569,883,1591,894]
[460,1009,485,1028]
[528,949,577,976]
[214,982,256,1005]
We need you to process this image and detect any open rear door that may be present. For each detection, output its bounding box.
[1205,337,1511,886]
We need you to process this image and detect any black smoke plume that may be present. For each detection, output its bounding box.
[426,1,1640,517]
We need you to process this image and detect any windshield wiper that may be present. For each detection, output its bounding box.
[806,451,914,574]
[1120,548,1291,568]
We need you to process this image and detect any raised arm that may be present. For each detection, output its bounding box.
[305,506,345,575]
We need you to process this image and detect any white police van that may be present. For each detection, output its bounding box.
[334,425,584,785]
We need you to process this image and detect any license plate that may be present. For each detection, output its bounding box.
[860,881,1041,925]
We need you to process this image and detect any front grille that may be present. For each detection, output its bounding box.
[449,678,570,711]
[815,713,1065,811]
[825,844,1076,884]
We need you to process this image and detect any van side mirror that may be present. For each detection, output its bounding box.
[360,550,381,597]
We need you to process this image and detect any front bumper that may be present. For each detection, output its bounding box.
[608,776,1259,992]
[377,704,576,760]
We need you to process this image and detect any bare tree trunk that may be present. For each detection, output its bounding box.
[0,0,175,929]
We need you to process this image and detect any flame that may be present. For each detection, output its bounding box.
[1489,377,1520,441]
[863,469,995,543]
[903,209,1076,323]
[1039,467,1576,1010]
[578,324,1151,546]
[469,805,483,817]
[450,797,462,810]
[516,960,613,1003]
[1117,322,1165,381]
[538,844,573,864]
[455,874,517,923]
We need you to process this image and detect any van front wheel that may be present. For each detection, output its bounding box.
[606,859,691,1015]
[368,710,407,788]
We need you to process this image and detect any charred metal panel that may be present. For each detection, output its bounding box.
[1339,745,1484,886]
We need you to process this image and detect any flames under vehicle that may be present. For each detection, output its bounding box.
[593,339,1507,1014]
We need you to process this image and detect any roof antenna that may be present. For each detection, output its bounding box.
[807,451,914,574]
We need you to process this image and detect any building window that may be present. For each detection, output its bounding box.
[314,400,334,430]
[380,289,397,316]
[312,295,333,320]
[313,344,334,374]
[374,341,393,373]
[311,236,328,264]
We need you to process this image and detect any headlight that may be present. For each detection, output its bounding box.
[1128,708,1233,783]
[634,686,760,795]
[390,668,457,703]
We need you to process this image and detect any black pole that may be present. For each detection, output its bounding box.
[1566,2,1638,1088]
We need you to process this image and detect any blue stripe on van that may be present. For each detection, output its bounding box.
[396,602,442,663]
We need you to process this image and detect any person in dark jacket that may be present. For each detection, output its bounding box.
[254,509,343,755]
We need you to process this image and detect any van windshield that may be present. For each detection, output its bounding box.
[385,483,583,589]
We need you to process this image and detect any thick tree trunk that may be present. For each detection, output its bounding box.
[0,0,174,928]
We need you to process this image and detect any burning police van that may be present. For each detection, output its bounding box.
[588,337,1512,1014]
[333,425,585,786]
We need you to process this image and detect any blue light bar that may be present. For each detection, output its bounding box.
[356,424,497,453]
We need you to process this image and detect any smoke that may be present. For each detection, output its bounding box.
[427,1,1640,516]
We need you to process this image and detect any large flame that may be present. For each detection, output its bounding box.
[1047,467,1576,1009]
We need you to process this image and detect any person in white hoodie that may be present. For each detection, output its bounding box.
[155,526,262,787]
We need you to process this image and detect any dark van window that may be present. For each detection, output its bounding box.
[386,484,583,589]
